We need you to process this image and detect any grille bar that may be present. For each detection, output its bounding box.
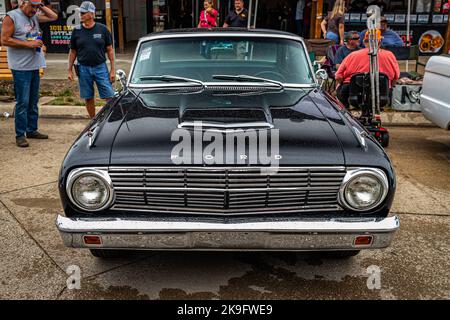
[110,167,345,215]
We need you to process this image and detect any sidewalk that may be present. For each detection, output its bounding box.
[0,100,435,126]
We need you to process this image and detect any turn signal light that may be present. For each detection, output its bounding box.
[354,235,373,246]
[83,235,102,245]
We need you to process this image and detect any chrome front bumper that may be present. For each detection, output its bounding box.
[56,215,399,251]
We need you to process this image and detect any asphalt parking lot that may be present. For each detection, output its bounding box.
[0,118,449,299]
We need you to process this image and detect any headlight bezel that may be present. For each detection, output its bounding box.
[66,168,114,212]
[339,168,389,212]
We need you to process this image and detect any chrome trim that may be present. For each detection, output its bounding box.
[352,126,368,149]
[128,82,316,90]
[108,166,346,215]
[66,168,115,212]
[56,215,399,250]
[338,168,389,212]
[127,32,317,87]
[177,121,274,129]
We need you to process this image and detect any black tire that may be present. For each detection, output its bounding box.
[89,249,127,258]
[381,131,390,148]
[321,250,361,259]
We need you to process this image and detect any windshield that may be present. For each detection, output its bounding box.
[130,37,314,85]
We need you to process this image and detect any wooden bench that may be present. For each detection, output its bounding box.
[0,46,45,80]
[0,46,13,81]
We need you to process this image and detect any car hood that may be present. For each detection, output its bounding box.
[108,89,346,166]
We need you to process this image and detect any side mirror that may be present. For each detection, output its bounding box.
[116,69,127,89]
[315,69,328,87]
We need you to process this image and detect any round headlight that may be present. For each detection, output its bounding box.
[340,169,388,211]
[67,169,114,211]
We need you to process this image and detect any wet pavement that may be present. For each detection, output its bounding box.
[0,118,449,299]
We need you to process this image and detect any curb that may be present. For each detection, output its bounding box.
[0,104,436,126]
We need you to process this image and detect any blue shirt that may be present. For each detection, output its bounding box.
[359,29,404,47]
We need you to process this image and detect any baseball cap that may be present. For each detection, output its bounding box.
[29,0,43,5]
[79,1,96,13]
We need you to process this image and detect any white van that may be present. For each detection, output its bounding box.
[421,54,450,130]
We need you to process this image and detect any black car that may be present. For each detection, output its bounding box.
[56,29,399,258]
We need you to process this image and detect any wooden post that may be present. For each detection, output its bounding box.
[445,10,450,55]
[118,0,124,53]
[315,0,324,39]
[310,0,317,39]
[105,0,112,32]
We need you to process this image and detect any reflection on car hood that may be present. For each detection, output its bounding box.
[108,89,346,166]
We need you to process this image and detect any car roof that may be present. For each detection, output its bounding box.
[141,28,301,41]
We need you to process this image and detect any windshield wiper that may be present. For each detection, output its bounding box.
[139,75,205,88]
[212,74,284,90]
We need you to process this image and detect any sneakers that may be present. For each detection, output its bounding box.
[26,131,49,139]
[16,136,29,148]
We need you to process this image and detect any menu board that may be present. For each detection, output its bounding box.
[432,15,444,23]
[409,14,417,23]
[350,13,361,23]
[395,14,406,23]
[418,14,429,23]
[344,13,350,22]
[445,15,449,22]
[384,14,395,23]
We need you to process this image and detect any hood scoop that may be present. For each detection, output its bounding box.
[178,107,273,130]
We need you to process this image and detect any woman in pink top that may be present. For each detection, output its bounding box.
[198,0,218,28]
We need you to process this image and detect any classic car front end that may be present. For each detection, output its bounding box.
[56,29,399,258]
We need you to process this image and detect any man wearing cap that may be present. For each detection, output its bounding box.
[335,30,400,108]
[334,31,361,70]
[1,0,57,147]
[359,16,404,47]
[68,1,115,118]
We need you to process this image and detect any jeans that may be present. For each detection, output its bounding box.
[11,69,40,138]
[78,63,115,99]
[326,31,339,43]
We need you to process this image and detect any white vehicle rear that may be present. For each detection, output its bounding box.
[421,54,450,130]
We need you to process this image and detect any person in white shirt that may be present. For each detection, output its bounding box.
[295,0,305,37]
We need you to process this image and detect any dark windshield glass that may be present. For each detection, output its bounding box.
[131,37,314,85]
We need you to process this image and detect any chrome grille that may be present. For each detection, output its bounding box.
[109,167,346,215]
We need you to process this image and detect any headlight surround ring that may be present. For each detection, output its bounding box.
[339,168,389,212]
[66,168,114,212]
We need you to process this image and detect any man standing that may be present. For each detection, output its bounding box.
[335,31,400,108]
[1,0,57,147]
[68,1,115,118]
[334,31,361,69]
[223,0,248,28]
[295,0,305,37]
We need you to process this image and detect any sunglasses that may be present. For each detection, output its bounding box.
[350,37,360,41]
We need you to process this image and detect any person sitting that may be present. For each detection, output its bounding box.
[334,30,361,69]
[335,30,400,109]
[360,16,404,47]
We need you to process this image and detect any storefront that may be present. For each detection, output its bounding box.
[344,0,450,55]
[2,0,448,55]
